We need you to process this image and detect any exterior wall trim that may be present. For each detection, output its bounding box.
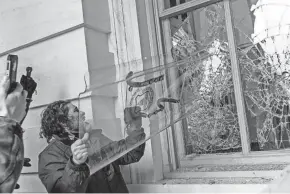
[0,23,110,58]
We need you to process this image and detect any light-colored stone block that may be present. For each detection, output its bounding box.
[0,0,83,53]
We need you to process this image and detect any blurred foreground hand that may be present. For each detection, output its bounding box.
[0,75,27,123]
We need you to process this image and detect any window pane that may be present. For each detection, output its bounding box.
[164,0,210,9]
[164,0,187,9]
[232,0,290,151]
[164,2,242,155]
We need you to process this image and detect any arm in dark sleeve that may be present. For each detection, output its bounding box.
[100,128,146,166]
[38,151,90,193]
[117,142,146,165]
[0,117,24,193]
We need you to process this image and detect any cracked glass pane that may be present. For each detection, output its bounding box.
[167,1,242,154]
[232,0,290,151]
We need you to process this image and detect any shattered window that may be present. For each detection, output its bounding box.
[232,0,290,151]
[163,0,290,153]
[167,2,242,154]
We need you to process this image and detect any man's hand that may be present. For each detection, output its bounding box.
[126,119,142,136]
[124,107,142,136]
[71,133,89,165]
[0,75,27,123]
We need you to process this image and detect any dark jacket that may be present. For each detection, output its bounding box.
[38,129,146,193]
[0,117,24,193]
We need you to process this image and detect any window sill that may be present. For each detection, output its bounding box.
[179,150,290,166]
[127,183,267,193]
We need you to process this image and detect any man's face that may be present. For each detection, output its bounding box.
[65,103,86,134]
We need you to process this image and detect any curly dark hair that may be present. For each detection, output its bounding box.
[39,100,71,143]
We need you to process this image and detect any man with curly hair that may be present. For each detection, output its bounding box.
[38,100,146,193]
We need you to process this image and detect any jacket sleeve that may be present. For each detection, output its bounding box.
[116,143,146,165]
[38,151,90,193]
[100,128,146,166]
[0,117,24,193]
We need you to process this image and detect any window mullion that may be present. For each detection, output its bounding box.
[160,0,222,19]
[224,0,251,154]
[144,0,167,182]
[162,18,184,170]
[155,0,184,171]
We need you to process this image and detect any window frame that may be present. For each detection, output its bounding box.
[149,0,251,173]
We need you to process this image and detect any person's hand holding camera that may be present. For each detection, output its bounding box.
[0,75,27,123]
[71,133,90,165]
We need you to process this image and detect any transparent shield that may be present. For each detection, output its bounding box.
[77,55,187,175]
